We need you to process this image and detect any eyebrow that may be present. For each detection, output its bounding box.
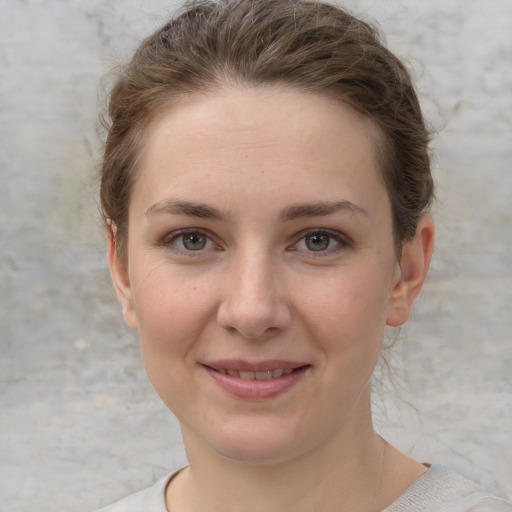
[146,200,225,219]
[145,199,368,222]
[278,201,368,222]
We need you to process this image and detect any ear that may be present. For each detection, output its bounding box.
[107,227,138,330]
[386,214,435,327]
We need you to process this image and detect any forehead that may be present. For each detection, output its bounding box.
[133,85,387,215]
[145,85,380,148]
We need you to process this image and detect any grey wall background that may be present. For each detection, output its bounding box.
[0,1,511,510]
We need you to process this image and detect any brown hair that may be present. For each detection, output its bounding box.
[100,0,434,262]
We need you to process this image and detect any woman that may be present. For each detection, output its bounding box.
[97,0,512,510]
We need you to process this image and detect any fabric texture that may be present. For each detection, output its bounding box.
[96,464,512,512]
[382,465,512,512]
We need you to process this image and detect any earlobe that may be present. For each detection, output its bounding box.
[107,228,138,330]
[386,215,435,327]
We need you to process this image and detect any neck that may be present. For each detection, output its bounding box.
[166,391,424,512]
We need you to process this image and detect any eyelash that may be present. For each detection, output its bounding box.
[289,229,352,256]
[157,228,219,255]
[157,228,351,257]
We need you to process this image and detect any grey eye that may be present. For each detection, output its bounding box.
[182,231,207,250]
[305,233,331,251]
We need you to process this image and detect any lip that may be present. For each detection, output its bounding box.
[202,360,310,399]
[204,359,307,372]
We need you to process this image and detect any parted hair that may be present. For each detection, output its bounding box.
[100,0,434,262]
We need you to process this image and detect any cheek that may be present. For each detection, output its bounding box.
[130,264,214,361]
[297,266,392,357]
[130,271,213,409]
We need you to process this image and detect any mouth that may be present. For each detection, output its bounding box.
[206,366,304,380]
[203,362,310,399]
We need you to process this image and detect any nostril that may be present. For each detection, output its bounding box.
[216,268,292,338]
[217,302,291,339]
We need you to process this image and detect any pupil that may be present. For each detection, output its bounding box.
[306,234,329,251]
[183,232,206,250]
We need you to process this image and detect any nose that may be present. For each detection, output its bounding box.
[216,250,291,340]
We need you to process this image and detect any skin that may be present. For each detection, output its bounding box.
[108,86,435,512]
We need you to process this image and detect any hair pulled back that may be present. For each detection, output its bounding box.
[100,0,434,261]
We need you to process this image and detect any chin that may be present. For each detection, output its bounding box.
[188,419,311,466]
[215,439,300,466]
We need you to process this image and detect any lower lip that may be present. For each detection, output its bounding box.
[204,366,310,399]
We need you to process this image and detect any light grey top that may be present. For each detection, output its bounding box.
[382,465,512,512]
[96,464,512,512]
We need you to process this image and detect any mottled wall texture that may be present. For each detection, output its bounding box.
[1,1,511,510]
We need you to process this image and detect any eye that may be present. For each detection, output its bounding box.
[181,231,208,251]
[159,229,217,252]
[304,232,333,251]
[292,229,349,254]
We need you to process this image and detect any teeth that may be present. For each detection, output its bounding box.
[255,371,273,380]
[217,368,298,379]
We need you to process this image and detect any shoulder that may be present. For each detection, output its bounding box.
[94,472,175,512]
[383,464,512,512]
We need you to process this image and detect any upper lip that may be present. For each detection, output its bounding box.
[203,359,308,372]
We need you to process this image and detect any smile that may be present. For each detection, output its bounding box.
[214,368,296,380]
[203,362,310,399]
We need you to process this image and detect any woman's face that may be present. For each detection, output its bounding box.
[109,86,429,464]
